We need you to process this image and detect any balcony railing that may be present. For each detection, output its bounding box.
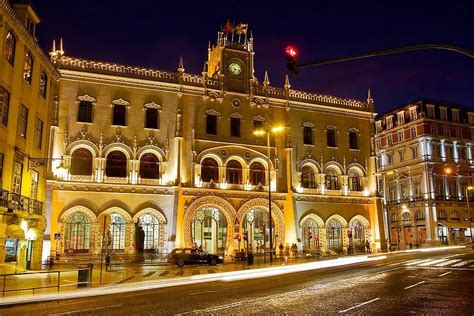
[69,175,94,182]
[7,192,44,215]
[138,178,161,186]
[103,176,128,184]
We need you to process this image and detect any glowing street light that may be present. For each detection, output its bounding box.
[253,125,285,263]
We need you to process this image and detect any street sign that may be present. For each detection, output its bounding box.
[54,233,61,240]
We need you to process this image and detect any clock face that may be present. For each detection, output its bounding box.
[228,63,242,76]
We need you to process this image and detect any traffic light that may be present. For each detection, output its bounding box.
[285,45,299,76]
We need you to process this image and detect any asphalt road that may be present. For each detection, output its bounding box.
[1,248,474,315]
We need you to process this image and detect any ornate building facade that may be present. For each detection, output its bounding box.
[375,100,474,249]
[43,27,385,258]
[0,1,59,269]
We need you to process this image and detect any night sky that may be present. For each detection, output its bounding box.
[32,0,474,114]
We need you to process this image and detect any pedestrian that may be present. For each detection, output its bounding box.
[291,243,297,259]
[279,243,284,259]
[284,244,290,263]
[365,240,370,254]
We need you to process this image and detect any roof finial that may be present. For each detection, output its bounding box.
[52,39,56,52]
[263,70,270,86]
[178,57,185,73]
[284,74,291,89]
[60,38,64,55]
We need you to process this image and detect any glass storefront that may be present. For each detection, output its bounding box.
[192,208,228,254]
[242,209,274,252]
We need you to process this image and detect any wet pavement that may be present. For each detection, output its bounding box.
[1,247,473,315]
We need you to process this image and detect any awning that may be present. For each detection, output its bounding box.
[6,224,25,239]
[438,221,472,229]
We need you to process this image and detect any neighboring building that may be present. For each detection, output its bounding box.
[375,100,474,249]
[45,27,385,259]
[0,1,59,269]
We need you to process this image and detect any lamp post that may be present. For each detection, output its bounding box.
[466,186,473,248]
[254,125,284,264]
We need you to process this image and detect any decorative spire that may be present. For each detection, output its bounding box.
[284,74,291,90]
[177,57,185,73]
[263,70,270,86]
[60,38,64,55]
[52,39,56,52]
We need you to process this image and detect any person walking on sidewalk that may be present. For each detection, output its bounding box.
[279,243,284,259]
[365,240,371,254]
[291,243,297,260]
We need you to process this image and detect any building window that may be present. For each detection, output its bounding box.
[348,171,361,191]
[397,131,404,142]
[349,132,358,149]
[438,210,447,219]
[206,114,217,135]
[39,71,48,98]
[139,153,160,179]
[386,116,393,129]
[431,124,438,136]
[301,166,316,189]
[4,32,16,66]
[226,160,242,184]
[303,126,313,145]
[386,153,393,165]
[375,139,381,150]
[440,108,447,120]
[409,107,417,121]
[387,134,393,145]
[253,120,264,131]
[145,108,159,129]
[30,170,39,199]
[249,162,266,186]
[452,110,459,123]
[17,105,28,139]
[77,101,93,123]
[402,212,412,225]
[112,103,127,126]
[0,87,10,126]
[427,106,435,118]
[415,211,425,220]
[110,213,126,250]
[398,149,405,162]
[12,162,23,194]
[70,148,93,176]
[230,117,241,137]
[105,151,127,178]
[139,214,162,250]
[455,129,462,139]
[410,127,416,138]
[451,211,460,220]
[26,17,35,35]
[34,117,43,149]
[397,112,405,125]
[327,129,336,147]
[443,127,450,137]
[410,147,418,159]
[201,158,218,182]
[64,212,91,253]
[325,169,339,190]
[23,51,33,84]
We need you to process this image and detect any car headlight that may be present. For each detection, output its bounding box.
[218,256,223,259]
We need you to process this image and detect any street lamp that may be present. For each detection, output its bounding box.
[253,125,285,263]
[466,186,474,248]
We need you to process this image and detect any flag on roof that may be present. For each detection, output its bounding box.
[235,23,248,35]
[223,20,233,33]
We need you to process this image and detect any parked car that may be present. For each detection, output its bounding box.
[167,248,224,267]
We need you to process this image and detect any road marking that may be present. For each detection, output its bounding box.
[189,290,217,296]
[443,253,464,259]
[338,298,380,314]
[405,259,432,266]
[404,281,426,290]
[439,271,452,277]
[434,259,462,267]
[51,304,122,315]
[419,259,450,266]
[453,260,474,267]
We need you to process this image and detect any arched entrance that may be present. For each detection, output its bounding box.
[327,219,343,252]
[64,212,91,253]
[241,209,274,252]
[301,218,320,250]
[191,207,228,254]
[349,219,365,253]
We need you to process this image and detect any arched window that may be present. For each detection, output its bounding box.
[226,160,242,184]
[391,213,398,222]
[327,219,342,251]
[110,213,126,250]
[302,218,319,250]
[139,214,162,250]
[301,166,316,189]
[415,211,425,220]
[325,169,339,190]
[70,148,93,176]
[249,162,265,185]
[64,212,90,253]
[348,170,361,191]
[139,153,160,179]
[349,219,365,253]
[402,212,412,225]
[242,209,274,251]
[106,151,127,178]
[201,158,218,182]
[5,31,16,66]
[192,208,228,254]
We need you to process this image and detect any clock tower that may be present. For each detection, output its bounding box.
[207,25,255,94]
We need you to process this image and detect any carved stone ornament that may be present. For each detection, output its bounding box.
[148,131,155,145]
[244,151,251,159]
[112,98,130,106]
[144,102,162,110]
[80,125,88,140]
[252,115,265,122]
[115,128,122,142]
[229,112,244,120]
[205,108,221,118]
[326,124,338,131]
[220,150,228,157]
[77,94,96,102]
[231,98,241,108]
[348,126,360,134]
[302,121,315,128]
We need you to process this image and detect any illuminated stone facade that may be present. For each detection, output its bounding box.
[46,27,384,258]
[0,1,59,269]
[375,100,474,249]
